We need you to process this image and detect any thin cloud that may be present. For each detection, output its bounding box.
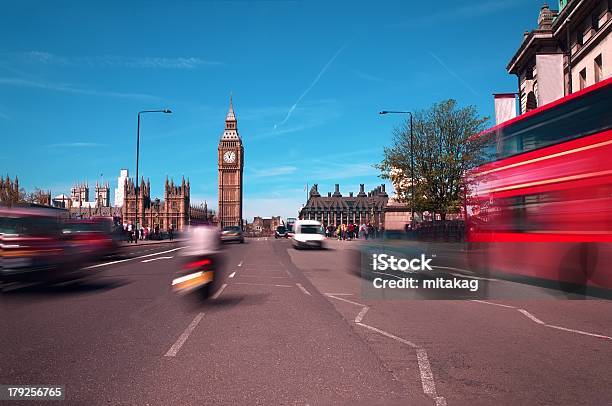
[0,77,161,100]
[25,51,222,69]
[428,52,479,96]
[250,165,298,178]
[352,69,383,82]
[274,44,346,129]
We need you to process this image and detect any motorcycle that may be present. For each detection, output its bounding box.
[171,226,223,299]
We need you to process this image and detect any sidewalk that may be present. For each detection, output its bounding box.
[119,238,186,247]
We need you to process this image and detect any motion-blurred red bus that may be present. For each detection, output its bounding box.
[466,77,612,290]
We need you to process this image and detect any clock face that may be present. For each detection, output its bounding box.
[223,150,236,163]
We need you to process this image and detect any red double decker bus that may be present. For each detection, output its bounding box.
[466,77,612,290]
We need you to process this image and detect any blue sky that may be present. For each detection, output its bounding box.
[1,0,538,221]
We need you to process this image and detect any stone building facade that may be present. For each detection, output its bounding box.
[246,216,282,236]
[507,1,611,113]
[299,184,389,227]
[122,176,188,231]
[69,181,110,208]
[0,175,20,206]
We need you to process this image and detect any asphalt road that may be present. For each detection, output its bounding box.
[1,238,611,405]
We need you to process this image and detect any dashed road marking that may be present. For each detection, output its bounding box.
[296,283,311,296]
[141,256,173,263]
[212,283,228,299]
[237,261,243,267]
[239,275,288,279]
[471,300,612,341]
[229,272,236,279]
[234,282,292,288]
[85,247,186,269]
[164,312,205,357]
[354,306,369,323]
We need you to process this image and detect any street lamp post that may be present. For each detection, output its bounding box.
[135,109,172,243]
[379,110,414,227]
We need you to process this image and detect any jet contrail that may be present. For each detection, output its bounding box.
[275,44,346,129]
[428,51,479,96]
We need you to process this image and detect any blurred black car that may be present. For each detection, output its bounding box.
[275,225,288,238]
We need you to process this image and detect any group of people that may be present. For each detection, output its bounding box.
[326,223,382,240]
[124,223,174,243]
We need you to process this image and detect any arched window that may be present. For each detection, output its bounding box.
[526,91,537,112]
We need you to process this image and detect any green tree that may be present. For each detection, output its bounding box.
[377,99,492,220]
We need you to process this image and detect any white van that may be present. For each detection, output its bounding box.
[291,220,325,249]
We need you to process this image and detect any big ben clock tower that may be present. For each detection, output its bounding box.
[218,95,244,228]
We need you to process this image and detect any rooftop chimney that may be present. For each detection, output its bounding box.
[333,183,342,197]
[358,183,366,197]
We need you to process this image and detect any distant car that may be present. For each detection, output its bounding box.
[62,218,118,259]
[221,226,244,243]
[275,225,288,238]
[291,220,325,249]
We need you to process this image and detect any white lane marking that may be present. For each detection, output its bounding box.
[233,282,292,288]
[357,322,418,348]
[296,283,311,296]
[164,312,205,357]
[546,324,612,340]
[327,294,447,405]
[354,306,369,323]
[85,247,186,269]
[471,300,612,341]
[237,261,243,267]
[470,299,516,309]
[239,275,288,279]
[416,349,448,406]
[141,256,173,263]
[325,294,366,307]
[517,309,545,324]
[212,283,228,299]
[229,272,236,279]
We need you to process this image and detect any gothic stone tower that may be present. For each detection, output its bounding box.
[218,96,244,228]
[95,181,110,207]
[163,176,190,230]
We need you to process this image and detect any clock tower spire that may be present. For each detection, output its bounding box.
[218,94,244,229]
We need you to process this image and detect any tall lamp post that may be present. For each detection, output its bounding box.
[379,110,414,227]
[134,109,172,243]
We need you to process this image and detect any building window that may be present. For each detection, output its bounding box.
[591,12,600,31]
[594,54,603,83]
[576,29,584,48]
[526,91,537,112]
[579,68,587,90]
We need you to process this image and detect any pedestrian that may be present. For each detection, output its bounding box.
[169,224,174,241]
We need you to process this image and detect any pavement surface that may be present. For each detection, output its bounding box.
[1,238,611,405]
